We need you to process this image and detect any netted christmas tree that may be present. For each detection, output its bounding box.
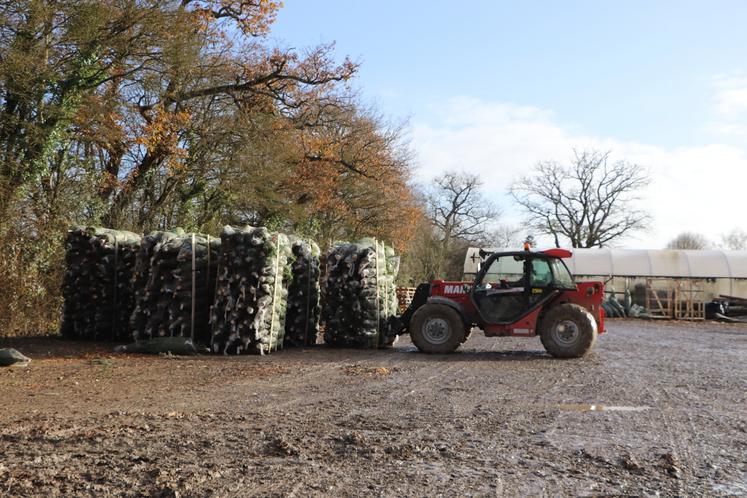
[60,226,142,341]
[283,238,321,347]
[130,229,183,339]
[322,239,400,348]
[129,230,220,345]
[210,226,293,354]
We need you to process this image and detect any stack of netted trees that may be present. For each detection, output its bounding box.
[129,230,220,345]
[60,227,141,341]
[62,225,399,352]
[322,239,400,348]
[210,226,294,354]
[284,238,321,347]
[130,229,183,339]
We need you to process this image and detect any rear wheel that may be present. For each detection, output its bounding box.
[410,303,465,354]
[540,303,598,358]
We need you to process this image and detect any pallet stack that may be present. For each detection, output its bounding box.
[284,238,322,347]
[322,239,400,348]
[130,229,183,340]
[210,226,293,354]
[129,231,220,344]
[60,226,141,341]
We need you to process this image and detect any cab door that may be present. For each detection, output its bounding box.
[527,256,556,307]
[471,253,530,324]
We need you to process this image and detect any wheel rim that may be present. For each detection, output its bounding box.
[551,319,580,346]
[422,317,451,345]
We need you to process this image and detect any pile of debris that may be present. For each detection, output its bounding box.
[284,238,322,347]
[707,295,747,323]
[129,230,220,344]
[210,226,293,354]
[60,227,141,341]
[0,348,31,367]
[322,239,400,348]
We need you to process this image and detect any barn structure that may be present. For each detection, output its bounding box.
[464,247,747,320]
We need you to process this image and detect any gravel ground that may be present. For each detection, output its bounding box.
[1,320,746,497]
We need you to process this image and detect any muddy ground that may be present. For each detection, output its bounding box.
[1,320,746,497]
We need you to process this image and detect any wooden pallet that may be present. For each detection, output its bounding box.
[645,278,706,321]
[674,280,705,321]
[396,287,417,314]
[645,279,673,319]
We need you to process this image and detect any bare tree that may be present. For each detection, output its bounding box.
[666,232,711,250]
[427,171,499,276]
[486,224,523,249]
[721,228,747,250]
[510,150,650,248]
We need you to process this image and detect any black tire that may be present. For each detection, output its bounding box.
[539,303,598,358]
[410,303,465,354]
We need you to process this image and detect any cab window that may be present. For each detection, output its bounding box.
[530,259,553,287]
[549,258,575,289]
[483,255,525,287]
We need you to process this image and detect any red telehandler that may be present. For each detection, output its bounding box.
[397,246,606,358]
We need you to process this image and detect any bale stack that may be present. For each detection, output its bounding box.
[283,238,322,347]
[129,231,220,345]
[322,239,400,348]
[210,226,293,354]
[60,226,141,341]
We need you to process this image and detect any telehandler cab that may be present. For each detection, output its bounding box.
[398,247,605,358]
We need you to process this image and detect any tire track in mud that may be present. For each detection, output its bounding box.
[521,322,706,494]
[598,324,698,493]
[598,321,741,495]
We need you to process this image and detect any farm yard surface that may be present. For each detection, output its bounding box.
[1,320,746,497]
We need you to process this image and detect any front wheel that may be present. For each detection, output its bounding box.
[539,303,598,358]
[410,303,466,354]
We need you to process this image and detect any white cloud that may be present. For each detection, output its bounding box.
[411,96,747,249]
[712,75,747,117]
[704,121,747,138]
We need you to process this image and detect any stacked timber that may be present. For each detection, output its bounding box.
[210,226,293,354]
[283,238,322,347]
[60,226,141,341]
[129,231,220,345]
[322,239,400,348]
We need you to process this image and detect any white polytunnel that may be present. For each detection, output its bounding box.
[464,247,747,280]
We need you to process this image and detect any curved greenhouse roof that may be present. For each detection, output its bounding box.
[464,248,747,279]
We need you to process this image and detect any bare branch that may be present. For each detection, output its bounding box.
[509,149,651,248]
[428,170,500,249]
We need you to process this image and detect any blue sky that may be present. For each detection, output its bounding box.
[270,1,747,248]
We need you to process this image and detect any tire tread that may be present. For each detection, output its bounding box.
[539,303,598,358]
[410,303,465,354]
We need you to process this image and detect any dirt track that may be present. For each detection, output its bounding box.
[1,320,746,497]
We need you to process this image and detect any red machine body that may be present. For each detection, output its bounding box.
[399,248,606,357]
[427,279,605,337]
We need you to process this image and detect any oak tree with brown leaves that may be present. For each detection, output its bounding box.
[0,0,421,335]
